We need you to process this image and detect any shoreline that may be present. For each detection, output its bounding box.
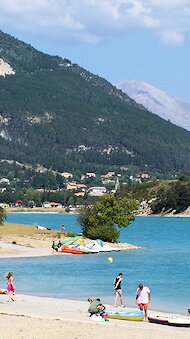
[0,294,189,339]
[0,241,141,259]
[6,208,190,217]
[138,213,190,218]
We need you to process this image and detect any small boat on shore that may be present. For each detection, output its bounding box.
[106,309,144,321]
[148,314,190,327]
[61,245,89,254]
[55,236,123,254]
[77,245,99,254]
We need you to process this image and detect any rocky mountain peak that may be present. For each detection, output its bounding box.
[116,80,190,131]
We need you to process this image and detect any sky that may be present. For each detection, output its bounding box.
[0,0,190,103]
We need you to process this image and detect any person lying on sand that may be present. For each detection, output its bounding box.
[0,288,7,294]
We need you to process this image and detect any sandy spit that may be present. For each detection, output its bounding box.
[0,222,141,258]
[0,241,140,259]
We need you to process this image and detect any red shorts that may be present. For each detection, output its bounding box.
[138,303,149,310]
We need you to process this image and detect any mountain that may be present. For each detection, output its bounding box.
[1,30,190,175]
[116,80,190,131]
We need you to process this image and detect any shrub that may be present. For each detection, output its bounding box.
[78,194,138,242]
[85,225,119,243]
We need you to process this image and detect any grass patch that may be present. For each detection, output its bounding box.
[65,232,77,237]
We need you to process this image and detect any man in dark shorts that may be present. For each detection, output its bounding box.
[51,240,56,254]
[57,240,62,252]
[113,272,125,307]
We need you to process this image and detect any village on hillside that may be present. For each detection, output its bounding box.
[0,161,151,209]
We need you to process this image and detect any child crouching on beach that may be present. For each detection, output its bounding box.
[5,272,15,302]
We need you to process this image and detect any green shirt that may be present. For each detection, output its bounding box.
[88,300,102,314]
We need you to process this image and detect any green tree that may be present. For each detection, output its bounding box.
[7,171,14,181]
[24,188,42,206]
[78,194,139,242]
[0,207,6,225]
[27,200,35,208]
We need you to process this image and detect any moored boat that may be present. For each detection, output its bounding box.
[78,245,99,254]
[148,314,190,327]
[61,245,89,254]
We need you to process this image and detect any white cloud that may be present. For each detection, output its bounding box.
[159,30,184,46]
[0,0,190,46]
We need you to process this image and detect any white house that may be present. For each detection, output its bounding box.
[86,172,96,178]
[0,178,10,185]
[88,186,107,196]
[61,172,73,179]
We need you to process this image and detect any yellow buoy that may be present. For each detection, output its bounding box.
[108,257,113,263]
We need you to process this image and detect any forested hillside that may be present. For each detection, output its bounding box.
[118,176,190,214]
[1,30,190,174]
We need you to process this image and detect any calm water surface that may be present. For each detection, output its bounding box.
[2,213,190,314]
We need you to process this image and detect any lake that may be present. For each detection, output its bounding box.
[2,213,190,314]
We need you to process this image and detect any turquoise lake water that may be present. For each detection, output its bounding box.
[2,213,190,314]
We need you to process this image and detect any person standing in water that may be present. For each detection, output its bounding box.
[5,272,15,302]
[113,272,125,307]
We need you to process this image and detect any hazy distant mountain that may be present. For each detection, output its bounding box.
[116,80,190,131]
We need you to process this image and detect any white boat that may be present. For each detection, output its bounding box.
[85,239,121,252]
[148,313,190,327]
[77,245,99,254]
[87,240,110,252]
[71,242,99,254]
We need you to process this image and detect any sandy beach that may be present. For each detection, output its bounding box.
[0,294,189,338]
